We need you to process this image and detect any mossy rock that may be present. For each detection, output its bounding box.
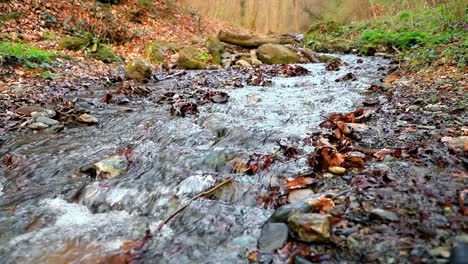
[125,58,153,81]
[58,36,88,51]
[318,54,341,63]
[144,43,166,63]
[205,35,224,65]
[177,48,205,70]
[89,46,122,64]
[257,44,300,65]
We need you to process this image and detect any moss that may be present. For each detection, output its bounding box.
[125,58,153,81]
[89,45,122,64]
[58,36,89,51]
[318,55,341,63]
[205,35,224,65]
[257,44,300,65]
[144,42,166,63]
[177,49,205,70]
[0,41,55,68]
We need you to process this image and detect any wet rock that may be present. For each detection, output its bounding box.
[221,59,233,67]
[450,244,468,264]
[268,202,313,223]
[144,43,166,63]
[288,189,315,203]
[35,116,59,126]
[211,94,228,103]
[44,125,64,133]
[328,166,346,175]
[92,155,128,179]
[258,223,288,252]
[205,35,224,65]
[251,57,263,65]
[424,104,442,112]
[177,48,205,70]
[77,114,99,124]
[441,136,467,151]
[248,95,262,104]
[288,213,332,242]
[125,59,153,81]
[177,175,215,196]
[429,247,450,259]
[295,256,313,264]
[235,59,251,68]
[257,44,300,65]
[28,122,49,130]
[370,208,399,222]
[406,105,421,112]
[16,106,46,116]
[206,65,221,70]
[318,54,341,63]
[212,181,243,203]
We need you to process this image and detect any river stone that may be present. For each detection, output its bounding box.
[257,44,300,65]
[125,59,153,81]
[205,35,224,65]
[288,189,315,203]
[177,175,214,196]
[93,155,128,179]
[212,181,243,203]
[441,136,467,151]
[450,244,468,264]
[328,166,346,175]
[77,114,99,124]
[35,116,59,126]
[235,59,251,68]
[429,247,450,258]
[16,106,45,116]
[177,49,205,70]
[268,201,313,223]
[251,57,263,65]
[258,223,288,252]
[370,208,399,222]
[318,54,341,63]
[28,122,49,130]
[295,256,313,264]
[288,213,332,242]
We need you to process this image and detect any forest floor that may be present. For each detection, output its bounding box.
[0,1,467,263]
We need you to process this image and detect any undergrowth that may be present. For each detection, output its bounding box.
[305,2,468,70]
[0,41,56,68]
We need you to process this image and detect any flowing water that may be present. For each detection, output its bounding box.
[0,55,389,263]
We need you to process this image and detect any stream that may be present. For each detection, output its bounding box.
[0,55,390,263]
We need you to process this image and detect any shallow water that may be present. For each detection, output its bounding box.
[0,55,389,263]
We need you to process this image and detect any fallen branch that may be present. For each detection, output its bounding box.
[156,70,186,81]
[218,30,297,48]
[285,45,320,63]
[156,176,234,232]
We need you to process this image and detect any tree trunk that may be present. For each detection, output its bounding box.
[217,31,297,48]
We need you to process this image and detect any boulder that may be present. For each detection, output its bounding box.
[318,54,341,63]
[177,48,205,70]
[58,36,88,51]
[235,59,251,68]
[288,213,332,242]
[258,223,289,252]
[144,43,166,63]
[205,35,224,65]
[257,44,300,65]
[125,59,153,81]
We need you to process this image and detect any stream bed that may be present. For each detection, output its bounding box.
[0,55,391,263]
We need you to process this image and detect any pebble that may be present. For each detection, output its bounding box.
[267,201,313,223]
[288,189,315,203]
[248,95,262,104]
[425,104,442,112]
[77,113,99,124]
[370,208,399,222]
[329,166,346,175]
[92,155,128,179]
[28,122,49,130]
[35,116,59,126]
[288,213,332,242]
[258,223,288,252]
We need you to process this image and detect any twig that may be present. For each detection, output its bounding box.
[156,70,186,81]
[156,176,234,232]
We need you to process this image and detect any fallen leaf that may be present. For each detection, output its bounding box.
[285,177,318,191]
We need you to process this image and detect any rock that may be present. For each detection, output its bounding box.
[268,202,313,223]
[206,65,221,70]
[258,223,289,252]
[257,44,300,65]
[144,43,166,63]
[429,247,450,259]
[92,155,128,179]
[251,57,263,65]
[235,59,251,67]
[295,256,313,264]
[16,106,46,116]
[58,36,88,51]
[177,175,214,196]
[28,122,49,130]
[191,36,204,44]
[406,105,421,112]
[205,35,224,65]
[346,123,370,132]
[288,189,315,203]
[212,181,243,203]
[288,213,332,242]
[77,114,99,124]
[177,49,205,70]
[44,124,64,133]
[450,244,468,264]
[125,59,153,81]
[221,52,232,59]
[425,104,442,112]
[35,116,59,126]
[370,208,399,222]
[90,45,122,64]
[328,166,346,175]
[221,59,233,67]
[441,136,467,151]
[318,54,341,63]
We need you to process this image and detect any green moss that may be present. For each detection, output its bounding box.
[125,58,153,81]
[177,49,205,70]
[144,42,165,63]
[205,35,224,65]
[58,36,89,51]
[89,45,122,64]
[0,41,56,68]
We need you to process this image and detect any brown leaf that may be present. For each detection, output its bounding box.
[285,177,318,191]
[383,74,400,83]
[459,189,468,215]
[373,149,392,160]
